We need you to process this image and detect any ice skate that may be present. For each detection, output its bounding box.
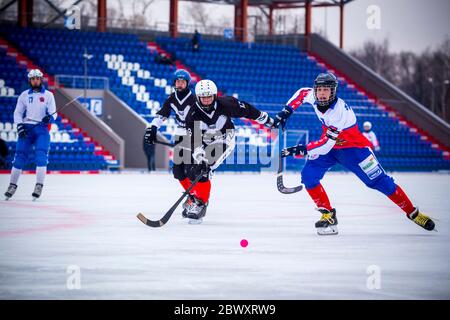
[408,208,435,231]
[4,183,17,200]
[181,194,195,218]
[185,196,208,224]
[32,183,43,201]
[315,208,338,235]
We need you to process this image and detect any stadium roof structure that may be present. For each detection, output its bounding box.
[179,0,354,46]
[186,0,354,8]
[10,0,354,47]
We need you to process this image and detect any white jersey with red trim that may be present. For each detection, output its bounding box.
[286,87,372,158]
[363,131,380,149]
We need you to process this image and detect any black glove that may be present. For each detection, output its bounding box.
[263,116,275,128]
[17,123,27,139]
[273,106,293,130]
[41,115,52,124]
[144,126,157,145]
[281,144,307,158]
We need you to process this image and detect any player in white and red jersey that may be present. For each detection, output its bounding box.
[273,73,435,235]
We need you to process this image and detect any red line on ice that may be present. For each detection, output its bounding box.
[0,201,94,238]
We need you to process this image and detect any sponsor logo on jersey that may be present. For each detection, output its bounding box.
[40,97,45,102]
[359,154,382,180]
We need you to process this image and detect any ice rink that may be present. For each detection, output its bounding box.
[0,171,449,299]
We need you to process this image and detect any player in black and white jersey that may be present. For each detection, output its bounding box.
[182,79,275,224]
[144,69,196,192]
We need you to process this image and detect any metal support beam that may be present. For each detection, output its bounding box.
[26,0,33,26]
[339,0,344,49]
[42,0,84,28]
[97,0,107,32]
[0,0,17,14]
[268,5,273,35]
[169,0,178,38]
[43,0,64,15]
[18,0,27,27]
[305,0,311,36]
[241,0,248,42]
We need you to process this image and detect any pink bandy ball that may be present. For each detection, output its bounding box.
[240,239,248,248]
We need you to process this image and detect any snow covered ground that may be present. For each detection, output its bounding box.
[0,171,449,299]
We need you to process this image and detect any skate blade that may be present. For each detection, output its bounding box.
[5,197,10,201]
[188,218,203,225]
[32,197,38,201]
[317,225,338,235]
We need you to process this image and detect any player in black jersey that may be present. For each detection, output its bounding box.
[144,69,196,192]
[182,79,275,224]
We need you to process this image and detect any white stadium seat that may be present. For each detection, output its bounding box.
[0,79,4,87]
[8,131,17,141]
[62,133,71,142]
[4,122,12,131]
[104,54,110,62]
[110,54,117,62]
[0,131,7,140]
[0,123,4,131]
[117,54,124,62]
[50,123,58,132]
[52,132,61,142]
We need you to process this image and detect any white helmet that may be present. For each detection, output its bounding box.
[195,79,218,109]
[363,121,372,130]
[195,79,217,97]
[27,69,43,79]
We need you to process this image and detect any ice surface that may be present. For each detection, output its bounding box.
[0,172,449,299]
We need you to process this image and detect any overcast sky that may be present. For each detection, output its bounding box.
[59,0,449,53]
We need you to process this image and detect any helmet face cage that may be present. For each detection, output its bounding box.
[172,69,191,89]
[195,80,217,109]
[313,73,338,107]
[28,69,44,90]
[28,69,43,80]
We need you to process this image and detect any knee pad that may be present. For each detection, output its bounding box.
[301,167,321,190]
[366,174,396,196]
[13,151,27,170]
[35,149,49,167]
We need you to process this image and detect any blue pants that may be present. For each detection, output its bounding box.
[13,124,50,170]
[301,147,396,197]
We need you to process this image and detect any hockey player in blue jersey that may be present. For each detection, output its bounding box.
[4,69,57,200]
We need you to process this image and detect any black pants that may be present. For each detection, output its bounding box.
[143,143,155,171]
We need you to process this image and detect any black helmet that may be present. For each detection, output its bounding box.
[313,73,338,107]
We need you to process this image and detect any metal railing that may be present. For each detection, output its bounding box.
[54,74,109,90]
